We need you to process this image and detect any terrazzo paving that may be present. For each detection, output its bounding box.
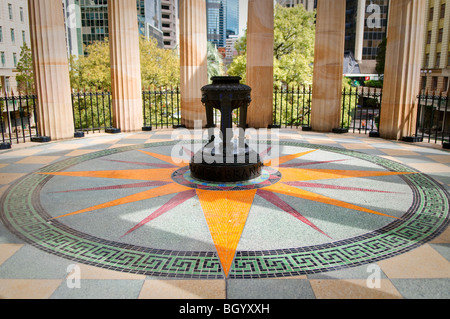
[0,128,449,301]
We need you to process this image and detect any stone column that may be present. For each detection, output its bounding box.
[179,0,208,129]
[379,0,426,140]
[355,0,366,62]
[108,0,143,132]
[311,0,346,132]
[28,0,74,141]
[246,0,274,129]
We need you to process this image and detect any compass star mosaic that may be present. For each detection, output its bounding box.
[1,140,449,279]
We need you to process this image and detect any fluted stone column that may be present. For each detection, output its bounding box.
[246,0,274,128]
[379,0,426,140]
[108,0,143,132]
[355,0,366,62]
[311,0,346,132]
[28,0,74,140]
[179,0,208,129]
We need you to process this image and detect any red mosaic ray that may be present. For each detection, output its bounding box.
[122,189,197,237]
[50,181,170,193]
[284,181,402,193]
[257,189,331,238]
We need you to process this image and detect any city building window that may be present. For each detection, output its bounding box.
[427,30,432,44]
[22,31,26,44]
[425,54,430,68]
[436,53,441,67]
[429,7,434,21]
[438,29,443,43]
[1,52,5,67]
[444,77,449,92]
[441,4,446,19]
[0,27,2,43]
[432,77,438,90]
[13,52,17,67]
[20,7,24,22]
[10,29,15,44]
[8,4,13,20]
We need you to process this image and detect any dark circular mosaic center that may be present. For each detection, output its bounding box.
[171,166,282,191]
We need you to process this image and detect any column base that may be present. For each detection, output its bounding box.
[74,131,85,138]
[142,126,152,132]
[105,128,121,134]
[31,136,51,143]
[402,136,423,143]
[332,128,349,134]
[0,142,11,150]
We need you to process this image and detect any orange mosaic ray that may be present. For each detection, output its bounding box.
[264,149,317,167]
[278,167,415,183]
[52,183,191,219]
[138,150,187,167]
[264,182,399,219]
[38,168,175,183]
[197,189,257,277]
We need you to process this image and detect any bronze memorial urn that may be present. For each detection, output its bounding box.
[189,76,262,183]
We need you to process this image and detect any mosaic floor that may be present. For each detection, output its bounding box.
[0,129,449,299]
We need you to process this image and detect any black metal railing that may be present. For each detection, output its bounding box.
[72,91,114,134]
[414,90,449,145]
[142,87,181,130]
[9,86,449,149]
[272,85,312,128]
[1,91,39,148]
[339,86,383,135]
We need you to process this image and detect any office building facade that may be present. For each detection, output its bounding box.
[0,0,30,92]
[421,0,450,93]
[77,0,163,55]
[161,0,179,50]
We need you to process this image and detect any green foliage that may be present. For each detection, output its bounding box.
[228,4,315,86]
[69,36,180,91]
[375,37,387,76]
[364,80,383,88]
[69,39,111,91]
[207,42,225,81]
[15,43,34,93]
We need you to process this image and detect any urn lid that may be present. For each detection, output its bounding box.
[201,76,251,93]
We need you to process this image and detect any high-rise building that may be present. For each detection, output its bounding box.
[0,0,30,92]
[226,0,239,37]
[161,0,179,50]
[276,0,316,11]
[343,0,389,80]
[206,0,240,48]
[421,0,450,93]
[63,0,84,57]
[76,0,163,55]
[207,0,227,48]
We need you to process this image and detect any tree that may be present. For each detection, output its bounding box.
[207,42,224,80]
[69,36,180,91]
[69,39,111,91]
[375,37,387,77]
[228,4,316,86]
[15,43,34,93]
